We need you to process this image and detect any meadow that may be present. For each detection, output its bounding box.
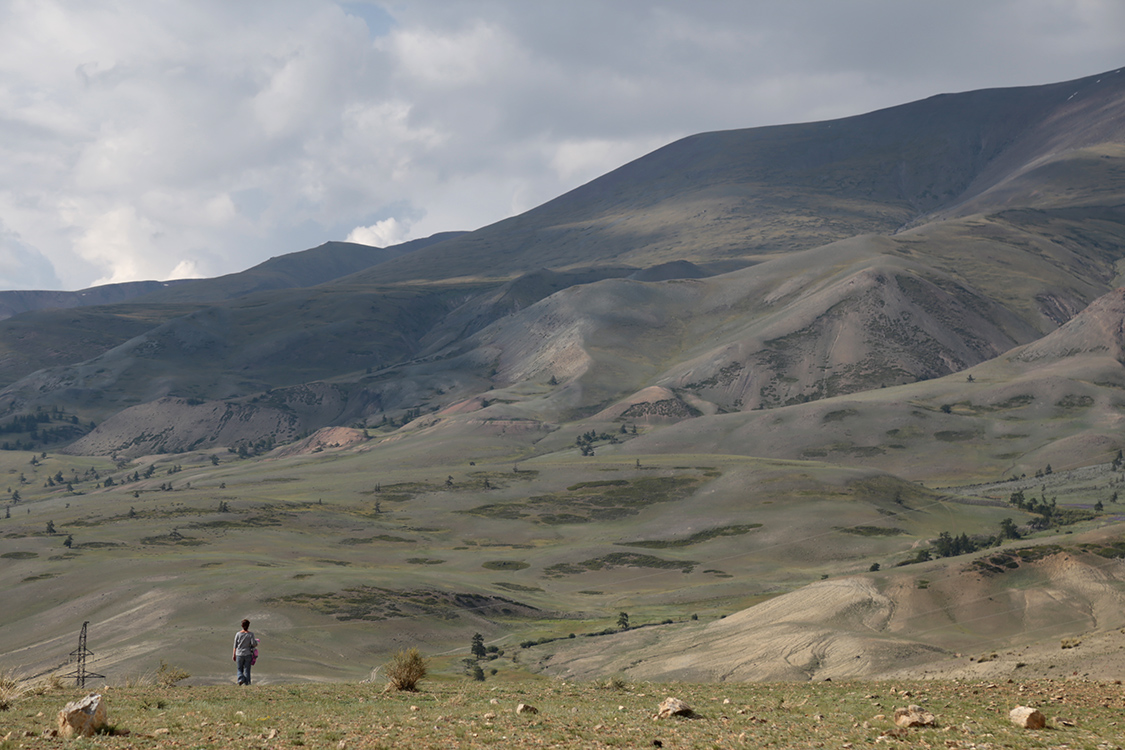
[4,675,1125,749]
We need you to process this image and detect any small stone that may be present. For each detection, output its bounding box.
[337,740,347,750]
[1009,706,1046,729]
[722,698,731,705]
[516,703,539,715]
[410,705,419,712]
[490,698,499,705]
[267,728,278,739]
[483,712,497,721]
[154,728,170,735]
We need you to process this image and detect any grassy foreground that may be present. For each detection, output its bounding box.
[4,678,1125,749]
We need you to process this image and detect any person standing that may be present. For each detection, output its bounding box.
[233,619,257,685]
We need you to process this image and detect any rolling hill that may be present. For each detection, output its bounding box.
[3,67,1125,685]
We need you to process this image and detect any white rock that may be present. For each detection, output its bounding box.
[57,694,108,739]
[1009,706,1046,729]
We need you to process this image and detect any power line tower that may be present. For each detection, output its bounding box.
[63,621,105,688]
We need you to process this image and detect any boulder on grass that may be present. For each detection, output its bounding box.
[655,697,693,719]
[57,694,107,738]
[1009,706,1046,729]
[893,704,935,728]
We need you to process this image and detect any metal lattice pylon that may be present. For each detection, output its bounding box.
[62,621,105,688]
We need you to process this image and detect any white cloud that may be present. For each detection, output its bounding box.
[0,0,1121,290]
[168,259,203,280]
[346,217,411,247]
[0,221,61,290]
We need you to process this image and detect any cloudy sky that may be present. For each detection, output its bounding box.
[0,0,1121,290]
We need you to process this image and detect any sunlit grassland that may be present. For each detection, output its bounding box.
[4,677,1125,749]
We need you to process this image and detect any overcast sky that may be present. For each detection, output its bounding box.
[0,1,1121,290]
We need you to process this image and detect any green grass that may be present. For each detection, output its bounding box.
[4,679,1125,749]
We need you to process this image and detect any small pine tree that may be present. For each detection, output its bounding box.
[617,612,630,630]
[63,535,73,548]
[472,665,485,682]
[45,520,56,534]
[470,633,486,660]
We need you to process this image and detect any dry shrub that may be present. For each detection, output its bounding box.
[24,672,64,696]
[119,670,157,688]
[384,648,427,692]
[156,660,191,686]
[0,668,29,710]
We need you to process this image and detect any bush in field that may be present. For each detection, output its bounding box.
[384,648,427,692]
